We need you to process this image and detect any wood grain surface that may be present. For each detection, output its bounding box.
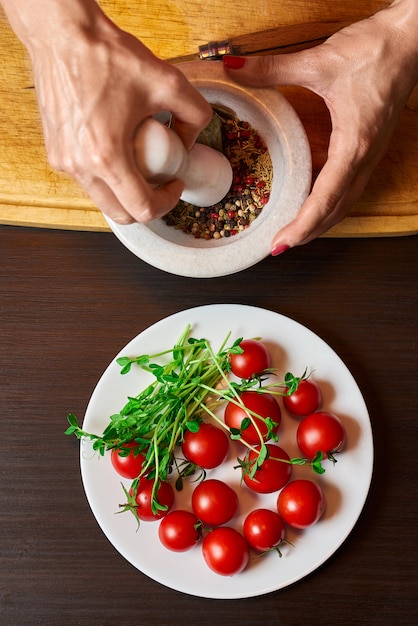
[0,225,417,624]
[1,0,417,236]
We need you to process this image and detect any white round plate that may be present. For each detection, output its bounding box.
[80,304,373,599]
[106,62,311,278]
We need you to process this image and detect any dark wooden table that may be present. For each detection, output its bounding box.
[1,225,417,625]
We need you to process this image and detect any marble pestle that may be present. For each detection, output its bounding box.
[134,117,233,207]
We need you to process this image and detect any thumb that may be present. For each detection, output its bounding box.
[222,52,316,89]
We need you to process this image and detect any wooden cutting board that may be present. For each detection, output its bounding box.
[1,0,417,236]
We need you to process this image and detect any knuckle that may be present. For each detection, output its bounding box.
[132,203,154,223]
[89,141,117,177]
[45,143,71,173]
[163,66,185,95]
[258,54,281,79]
[46,152,64,172]
[107,212,135,225]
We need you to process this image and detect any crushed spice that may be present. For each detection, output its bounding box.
[163,116,273,240]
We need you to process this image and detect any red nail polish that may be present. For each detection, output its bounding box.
[222,55,246,70]
[271,244,290,257]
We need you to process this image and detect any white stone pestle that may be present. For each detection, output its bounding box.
[134,117,233,207]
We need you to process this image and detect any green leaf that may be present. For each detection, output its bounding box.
[248,461,258,479]
[162,373,179,383]
[229,345,244,355]
[116,357,132,367]
[312,451,326,475]
[257,444,269,467]
[290,457,307,466]
[67,413,79,427]
[134,355,150,366]
[115,447,130,457]
[186,420,200,433]
[240,417,252,432]
[230,428,243,440]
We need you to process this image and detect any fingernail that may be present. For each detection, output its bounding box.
[271,244,290,257]
[222,55,246,70]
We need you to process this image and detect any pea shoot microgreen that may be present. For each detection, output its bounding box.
[65,325,323,515]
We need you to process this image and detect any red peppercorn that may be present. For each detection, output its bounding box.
[163,114,272,240]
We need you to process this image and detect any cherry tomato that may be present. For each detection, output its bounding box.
[202,527,250,576]
[283,379,322,417]
[277,479,325,529]
[243,508,285,552]
[158,510,201,552]
[224,391,281,445]
[130,477,174,522]
[181,422,229,469]
[297,411,346,460]
[230,339,271,379]
[243,444,292,494]
[110,442,147,479]
[191,479,238,526]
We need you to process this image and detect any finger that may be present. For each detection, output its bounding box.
[82,167,185,224]
[82,176,137,225]
[158,65,213,149]
[222,51,320,90]
[270,149,379,254]
[271,153,357,251]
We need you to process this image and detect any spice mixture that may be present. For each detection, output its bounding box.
[163,116,273,240]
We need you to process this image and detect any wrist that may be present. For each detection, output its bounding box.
[374,0,418,81]
[380,0,418,44]
[1,0,110,55]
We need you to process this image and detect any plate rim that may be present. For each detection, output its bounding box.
[80,304,374,598]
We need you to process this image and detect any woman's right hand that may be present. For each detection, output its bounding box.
[1,0,213,224]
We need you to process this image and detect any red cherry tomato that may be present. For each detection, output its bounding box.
[230,339,271,379]
[202,527,250,576]
[283,379,322,417]
[130,477,174,522]
[224,391,281,445]
[243,444,292,494]
[158,510,201,552]
[243,509,285,552]
[297,411,346,460]
[191,479,238,526]
[110,442,147,479]
[181,422,229,469]
[277,479,325,529]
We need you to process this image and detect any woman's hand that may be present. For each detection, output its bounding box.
[223,0,418,254]
[1,0,212,224]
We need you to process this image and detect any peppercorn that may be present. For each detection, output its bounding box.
[162,115,273,239]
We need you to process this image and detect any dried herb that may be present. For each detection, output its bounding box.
[163,116,273,239]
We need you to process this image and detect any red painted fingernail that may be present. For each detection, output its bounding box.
[222,55,246,70]
[271,244,290,257]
